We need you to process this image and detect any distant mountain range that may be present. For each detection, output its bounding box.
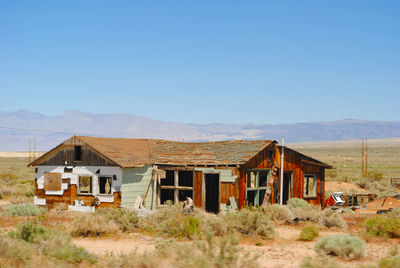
[1,110,399,151]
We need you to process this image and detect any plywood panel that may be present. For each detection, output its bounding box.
[44,172,62,191]
[220,181,238,204]
[193,171,202,207]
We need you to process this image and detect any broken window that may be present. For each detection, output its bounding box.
[78,176,92,194]
[246,169,270,206]
[99,176,112,195]
[74,146,82,161]
[303,174,317,198]
[160,170,194,205]
[64,167,73,173]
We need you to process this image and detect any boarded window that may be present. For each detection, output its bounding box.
[99,176,112,195]
[44,172,62,191]
[78,176,92,194]
[303,174,317,198]
[246,169,270,206]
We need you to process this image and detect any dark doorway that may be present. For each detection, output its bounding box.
[282,172,292,204]
[205,174,219,214]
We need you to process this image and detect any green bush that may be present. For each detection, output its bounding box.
[299,225,319,241]
[263,204,294,221]
[6,203,45,216]
[317,209,346,228]
[314,234,366,259]
[365,217,400,238]
[378,255,400,268]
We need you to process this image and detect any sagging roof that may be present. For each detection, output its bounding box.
[29,136,276,168]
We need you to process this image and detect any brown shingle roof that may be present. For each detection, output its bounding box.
[74,136,275,167]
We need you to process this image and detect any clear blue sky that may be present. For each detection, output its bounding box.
[0,1,399,124]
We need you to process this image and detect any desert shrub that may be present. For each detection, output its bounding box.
[378,255,400,268]
[314,234,366,259]
[300,256,338,268]
[104,251,159,268]
[365,216,400,238]
[6,203,45,216]
[299,225,319,241]
[317,209,346,228]
[9,221,48,242]
[387,209,400,218]
[70,212,120,237]
[52,246,96,264]
[95,208,139,232]
[0,237,33,264]
[156,234,259,268]
[364,171,384,180]
[290,205,321,222]
[222,209,274,239]
[199,212,229,236]
[5,222,96,265]
[157,215,201,238]
[263,204,294,221]
[342,208,354,213]
[287,198,311,209]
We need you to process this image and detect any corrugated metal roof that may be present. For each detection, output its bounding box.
[76,136,274,167]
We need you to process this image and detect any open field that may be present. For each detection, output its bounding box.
[289,138,400,181]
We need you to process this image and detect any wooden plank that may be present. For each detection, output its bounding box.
[193,171,202,207]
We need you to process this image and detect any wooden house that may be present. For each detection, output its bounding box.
[29,136,331,213]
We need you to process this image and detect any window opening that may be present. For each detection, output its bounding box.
[99,176,112,195]
[78,176,92,194]
[160,170,194,204]
[246,169,270,206]
[303,174,317,198]
[74,146,82,161]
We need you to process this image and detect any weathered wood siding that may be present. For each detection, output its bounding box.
[238,144,326,208]
[38,145,115,166]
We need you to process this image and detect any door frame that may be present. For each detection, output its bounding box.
[283,170,293,204]
[203,172,221,214]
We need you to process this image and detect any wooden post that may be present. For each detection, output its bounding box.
[361,139,364,176]
[174,170,178,204]
[279,139,284,205]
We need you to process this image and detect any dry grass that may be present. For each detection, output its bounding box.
[290,139,400,197]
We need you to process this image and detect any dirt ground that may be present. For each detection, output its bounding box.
[325,181,367,193]
[71,224,399,268]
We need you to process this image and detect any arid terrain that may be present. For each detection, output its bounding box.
[0,138,399,267]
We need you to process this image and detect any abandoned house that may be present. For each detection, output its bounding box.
[28,136,331,213]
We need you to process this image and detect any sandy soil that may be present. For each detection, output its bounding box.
[71,225,398,268]
[325,181,367,193]
[0,199,11,206]
[73,233,159,255]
